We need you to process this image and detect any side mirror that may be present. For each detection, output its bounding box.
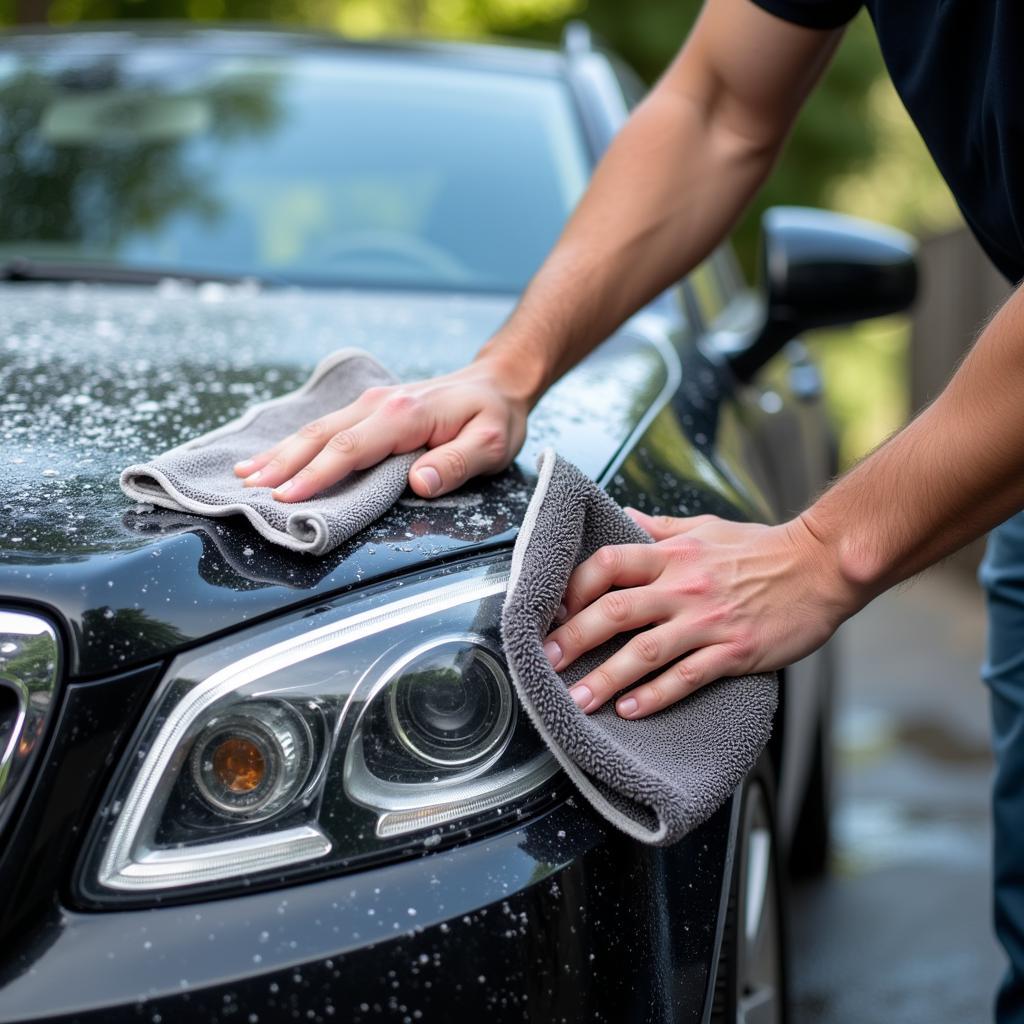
[727,206,919,380]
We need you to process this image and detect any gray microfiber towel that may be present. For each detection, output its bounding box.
[120,349,418,554]
[501,449,778,846]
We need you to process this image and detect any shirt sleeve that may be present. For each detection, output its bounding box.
[747,0,862,29]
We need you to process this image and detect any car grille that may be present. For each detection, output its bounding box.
[0,611,60,838]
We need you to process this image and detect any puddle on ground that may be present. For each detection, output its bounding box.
[897,719,992,766]
[831,798,988,875]
[838,706,991,766]
[831,705,992,876]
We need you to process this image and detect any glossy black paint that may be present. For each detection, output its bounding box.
[0,561,735,1024]
[0,355,754,1022]
[728,205,919,380]
[0,26,829,1024]
[2,791,732,1022]
[0,283,681,678]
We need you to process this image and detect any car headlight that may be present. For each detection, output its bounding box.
[79,556,559,904]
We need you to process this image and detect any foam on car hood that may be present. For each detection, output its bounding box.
[0,282,673,676]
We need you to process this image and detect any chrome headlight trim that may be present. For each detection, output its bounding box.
[343,631,560,839]
[101,826,331,891]
[0,679,27,794]
[98,569,517,893]
[371,753,559,839]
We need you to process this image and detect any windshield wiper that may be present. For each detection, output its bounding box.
[0,257,273,287]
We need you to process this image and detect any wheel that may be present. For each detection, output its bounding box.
[712,756,789,1024]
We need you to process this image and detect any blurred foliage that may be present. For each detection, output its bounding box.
[827,71,960,234]
[2,0,965,467]
[805,318,909,469]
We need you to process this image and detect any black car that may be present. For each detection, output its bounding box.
[0,22,916,1023]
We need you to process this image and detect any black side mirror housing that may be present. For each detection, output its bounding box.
[726,206,919,380]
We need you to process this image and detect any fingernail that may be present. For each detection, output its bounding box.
[543,640,562,667]
[244,470,262,484]
[569,684,592,708]
[416,466,442,496]
[235,458,255,471]
[555,603,568,623]
[617,697,639,717]
[273,480,293,496]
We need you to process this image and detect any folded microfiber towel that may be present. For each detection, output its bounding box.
[501,449,778,846]
[120,349,419,555]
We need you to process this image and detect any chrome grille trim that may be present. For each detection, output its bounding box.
[0,611,60,834]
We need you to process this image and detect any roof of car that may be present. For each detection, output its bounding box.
[0,21,574,77]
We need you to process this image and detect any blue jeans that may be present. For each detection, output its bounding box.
[981,509,1024,1023]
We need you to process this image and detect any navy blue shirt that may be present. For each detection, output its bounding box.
[749,0,1024,284]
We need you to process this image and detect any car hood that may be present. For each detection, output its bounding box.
[0,282,674,676]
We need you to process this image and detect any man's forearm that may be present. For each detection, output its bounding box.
[805,283,1024,601]
[476,0,843,401]
[478,88,780,399]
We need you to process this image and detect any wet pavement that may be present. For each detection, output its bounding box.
[791,567,1005,1023]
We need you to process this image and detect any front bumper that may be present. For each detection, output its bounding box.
[0,796,731,1024]
[0,643,732,1024]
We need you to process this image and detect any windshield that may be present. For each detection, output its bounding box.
[0,44,589,292]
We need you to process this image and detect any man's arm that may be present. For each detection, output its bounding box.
[472,0,842,396]
[234,0,842,501]
[807,287,1024,588]
[543,285,1024,720]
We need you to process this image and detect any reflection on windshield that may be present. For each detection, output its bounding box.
[0,47,588,291]
[0,59,281,273]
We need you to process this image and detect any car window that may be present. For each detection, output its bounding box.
[0,48,589,292]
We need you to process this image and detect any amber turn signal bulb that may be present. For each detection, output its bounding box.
[188,702,312,819]
[210,736,266,794]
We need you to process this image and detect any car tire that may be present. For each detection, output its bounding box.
[712,755,789,1024]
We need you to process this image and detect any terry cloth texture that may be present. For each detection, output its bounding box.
[501,449,778,846]
[120,349,419,555]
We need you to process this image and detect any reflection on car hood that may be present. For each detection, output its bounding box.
[0,282,673,675]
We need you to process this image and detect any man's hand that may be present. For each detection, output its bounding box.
[542,508,864,720]
[233,355,538,502]
[228,0,839,507]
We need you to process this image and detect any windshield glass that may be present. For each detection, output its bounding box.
[0,44,589,291]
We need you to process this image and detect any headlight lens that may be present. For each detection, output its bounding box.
[80,556,558,904]
[384,637,514,769]
[189,701,314,819]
